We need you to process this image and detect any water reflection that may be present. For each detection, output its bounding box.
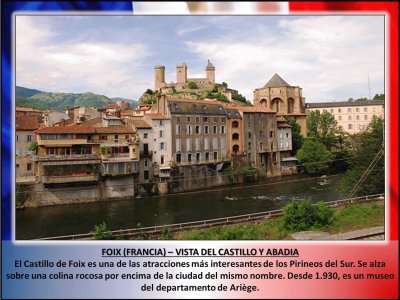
[16,174,343,239]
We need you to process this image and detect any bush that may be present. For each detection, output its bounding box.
[187,81,198,89]
[91,222,113,240]
[282,200,333,231]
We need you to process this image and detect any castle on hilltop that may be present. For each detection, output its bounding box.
[154,61,216,93]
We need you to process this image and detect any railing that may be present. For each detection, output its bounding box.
[32,154,99,161]
[140,151,153,158]
[36,194,384,241]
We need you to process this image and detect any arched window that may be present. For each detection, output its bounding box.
[288,98,295,113]
[232,121,239,128]
[232,145,239,153]
[232,133,239,140]
[271,98,283,113]
[259,99,268,108]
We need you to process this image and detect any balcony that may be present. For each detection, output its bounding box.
[140,151,153,158]
[32,154,100,162]
[38,139,88,146]
[42,174,99,184]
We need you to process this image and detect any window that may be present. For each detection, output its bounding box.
[101,135,107,140]
[248,142,251,150]
[188,125,193,135]
[232,121,239,128]
[203,117,208,122]
[364,107,368,112]
[347,108,352,113]
[280,133,283,139]
[27,163,32,171]
[144,158,148,168]
[356,115,360,120]
[195,117,200,123]
[176,153,181,163]
[16,135,19,142]
[348,124,353,130]
[221,126,225,134]
[214,152,218,160]
[364,115,368,120]
[143,133,148,139]
[188,153,192,162]
[248,132,252,138]
[338,108,342,113]
[339,116,342,121]
[271,142,274,150]
[221,117,226,123]
[27,135,32,142]
[16,164,19,168]
[176,117,181,123]
[114,135,119,142]
[196,153,200,162]
[330,109,334,113]
[186,139,192,151]
[144,170,149,180]
[356,107,359,112]
[195,125,200,134]
[214,117,218,123]
[159,120,164,127]
[286,132,290,138]
[280,142,283,148]
[161,155,164,165]
[159,130,164,138]
[187,117,191,122]
[176,125,181,135]
[205,152,209,161]
[176,139,181,151]
[269,131,274,138]
[232,133,239,140]
[159,142,165,150]
[348,116,352,120]
[204,138,209,150]
[285,141,289,148]
[204,125,209,134]
[213,126,217,134]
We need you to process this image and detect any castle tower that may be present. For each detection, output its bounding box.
[205,60,215,84]
[154,65,165,90]
[176,63,187,84]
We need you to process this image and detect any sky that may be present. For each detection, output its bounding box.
[16,15,384,103]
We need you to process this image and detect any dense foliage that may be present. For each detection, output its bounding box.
[91,222,113,240]
[282,200,333,231]
[296,138,334,175]
[339,116,384,196]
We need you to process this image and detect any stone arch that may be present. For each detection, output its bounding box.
[259,98,268,108]
[232,133,239,140]
[232,121,239,128]
[288,97,295,113]
[232,144,240,154]
[271,97,284,113]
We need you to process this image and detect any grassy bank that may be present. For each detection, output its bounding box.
[173,201,384,240]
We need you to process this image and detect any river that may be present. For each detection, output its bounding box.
[16,174,343,239]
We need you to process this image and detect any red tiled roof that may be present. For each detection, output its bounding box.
[130,120,152,129]
[16,106,44,113]
[102,103,118,109]
[35,125,95,134]
[95,126,134,134]
[236,106,275,113]
[278,123,292,128]
[146,113,169,120]
[16,116,39,131]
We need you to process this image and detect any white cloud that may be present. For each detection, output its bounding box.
[16,16,150,99]
[184,16,384,102]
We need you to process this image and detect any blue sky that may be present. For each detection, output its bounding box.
[16,15,384,102]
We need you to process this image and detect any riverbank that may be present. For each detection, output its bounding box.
[171,200,384,240]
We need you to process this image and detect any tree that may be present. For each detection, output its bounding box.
[187,81,198,89]
[91,222,112,240]
[282,199,333,231]
[373,93,385,101]
[284,117,304,155]
[307,110,339,149]
[340,116,384,196]
[28,142,38,153]
[296,138,334,175]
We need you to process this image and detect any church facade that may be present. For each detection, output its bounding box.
[253,73,307,136]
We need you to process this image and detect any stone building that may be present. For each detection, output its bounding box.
[166,98,228,166]
[225,108,244,158]
[305,100,384,135]
[154,61,216,93]
[16,116,39,181]
[253,73,307,136]
[237,106,281,176]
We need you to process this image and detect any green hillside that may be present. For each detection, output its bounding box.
[16,86,42,98]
